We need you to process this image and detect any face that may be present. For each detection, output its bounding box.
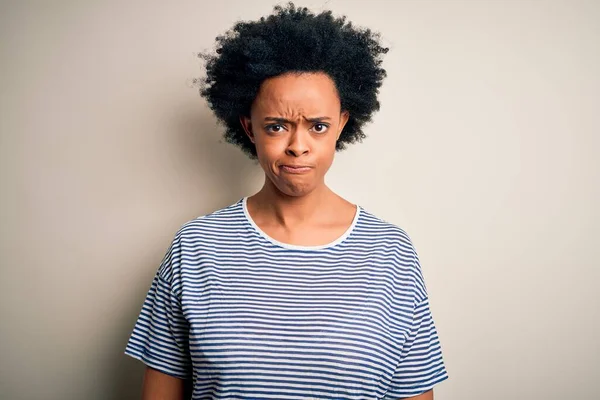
[240,72,349,197]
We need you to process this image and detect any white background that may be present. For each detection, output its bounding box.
[1,0,598,399]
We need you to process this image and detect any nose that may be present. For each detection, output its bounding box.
[285,129,310,157]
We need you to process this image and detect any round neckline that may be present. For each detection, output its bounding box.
[241,196,361,251]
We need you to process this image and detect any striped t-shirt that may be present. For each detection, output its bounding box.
[125,197,448,399]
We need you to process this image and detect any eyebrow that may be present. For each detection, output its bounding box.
[264,116,332,123]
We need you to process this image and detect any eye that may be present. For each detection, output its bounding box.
[265,124,285,133]
[312,123,329,133]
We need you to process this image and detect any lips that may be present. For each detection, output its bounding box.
[280,164,312,174]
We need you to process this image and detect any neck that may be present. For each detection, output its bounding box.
[251,178,335,228]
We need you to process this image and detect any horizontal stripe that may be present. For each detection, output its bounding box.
[125,197,448,399]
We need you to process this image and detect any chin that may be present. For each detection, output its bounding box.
[275,180,317,198]
[280,187,312,197]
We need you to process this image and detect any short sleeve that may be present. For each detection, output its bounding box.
[124,235,192,379]
[385,296,448,398]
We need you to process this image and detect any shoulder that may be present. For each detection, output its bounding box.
[156,199,245,279]
[175,199,245,241]
[357,206,429,302]
[357,206,418,257]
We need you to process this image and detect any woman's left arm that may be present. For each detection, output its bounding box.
[404,389,433,399]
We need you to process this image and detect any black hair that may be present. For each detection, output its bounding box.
[198,2,388,159]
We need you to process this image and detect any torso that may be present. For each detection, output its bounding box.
[125,198,449,399]
[178,198,419,398]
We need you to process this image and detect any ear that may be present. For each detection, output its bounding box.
[240,116,255,143]
[336,111,350,141]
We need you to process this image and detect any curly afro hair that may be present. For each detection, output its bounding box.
[198,2,389,159]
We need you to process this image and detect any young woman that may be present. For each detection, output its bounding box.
[125,4,448,399]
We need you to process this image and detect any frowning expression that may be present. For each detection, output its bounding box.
[241,72,349,197]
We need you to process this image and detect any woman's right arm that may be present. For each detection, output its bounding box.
[141,367,186,400]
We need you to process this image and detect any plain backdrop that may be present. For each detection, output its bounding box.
[1,0,598,399]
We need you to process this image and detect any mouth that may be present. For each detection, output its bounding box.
[280,164,313,174]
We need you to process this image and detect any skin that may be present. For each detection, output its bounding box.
[141,368,184,400]
[141,71,435,400]
[240,71,356,246]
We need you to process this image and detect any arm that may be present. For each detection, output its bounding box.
[126,234,193,399]
[404,389,433,400]
[141,367,185,400]
[384,247,448,399]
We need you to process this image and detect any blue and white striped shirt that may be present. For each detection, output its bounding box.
[125,197,448,399]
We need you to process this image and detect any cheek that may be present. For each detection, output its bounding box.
[321,150,336,170]
[258,140,281,160]
[314,140,337,172]
[255,140,282,172]
[325,133,340,155]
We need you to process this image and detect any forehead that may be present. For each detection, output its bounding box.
[251,72,341,115]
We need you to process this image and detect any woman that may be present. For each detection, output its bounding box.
[125,4,448,399]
